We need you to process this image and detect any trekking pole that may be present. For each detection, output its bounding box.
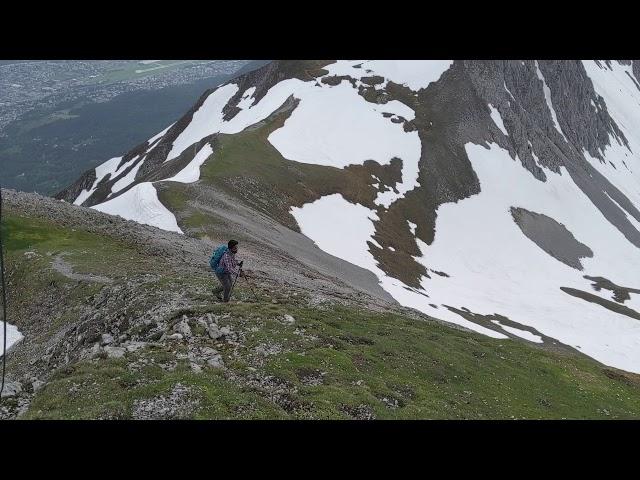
[241,269,261,302]
[228,269,241,300]
[0,184,7,397]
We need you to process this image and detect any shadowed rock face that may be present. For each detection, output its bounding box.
[583,275,640,304]
[560,287,640,321]
[510,207,593,270]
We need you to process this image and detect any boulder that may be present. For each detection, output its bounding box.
[173,318,192,338]
[0,381,22,398]
[104,346,126,359]
[207,325,223,340]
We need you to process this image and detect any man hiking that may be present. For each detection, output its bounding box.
[210,240,243,302]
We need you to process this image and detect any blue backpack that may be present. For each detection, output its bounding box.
[210,245,228,274]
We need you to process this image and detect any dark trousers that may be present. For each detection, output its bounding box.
[213,272,234,302]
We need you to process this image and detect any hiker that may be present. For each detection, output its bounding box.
[210,240,243,302]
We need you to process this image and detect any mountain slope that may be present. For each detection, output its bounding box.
[4,189,640,419]
[56,60,640,374]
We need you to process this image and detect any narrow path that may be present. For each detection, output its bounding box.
[52,254,113,284]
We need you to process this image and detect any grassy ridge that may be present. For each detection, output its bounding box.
[5,212,640,419]
[159,104,378,236]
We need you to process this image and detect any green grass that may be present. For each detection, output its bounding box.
[205,303,640,419]
[3,213,149,278]
[3,213,155,338]
[158,104,376,235]
[24,298,640,419]
[24,354,285,420]
[7,211,640,419]
[157,96,421,287]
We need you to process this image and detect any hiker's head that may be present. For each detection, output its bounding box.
[228,239,238,254]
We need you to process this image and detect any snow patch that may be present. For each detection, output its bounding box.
[166,79,306,163]
[291,194,508,339]
[291,194,380,273]
[268,81,421,209]
[488,104,508,136]
[325,60,453,91]
[535,61,569,143]
[147,124,173,148]
[73,156,123,205]
[166,83,239,162]
[0,323,23,356]
[92,182,182,233]
[237,86,256,110]
[412,142,640,373]
[504,81,515,101]
[111,155,144,194]
[293,140,640,371]
[582,60,640,208]
[165,144,214,183]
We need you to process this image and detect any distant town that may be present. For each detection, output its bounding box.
[0,60,250,136]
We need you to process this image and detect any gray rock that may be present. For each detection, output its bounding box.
[85,342,103,359]
[196,317,209,330]
[190,363,202,373]
[32,380,45,392]
[124,341,147,352]
[207,325,223,340]
[173,318,192,338]
[104,346,126,359]
[255,343,282,356]
[200,346,219,357]
[283,314,295,324]
[0,381,22,398]
[206,356,224,368]
[167,333,184,341]
[101,333,114,346]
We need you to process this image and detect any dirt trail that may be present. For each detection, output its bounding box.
[52,254,113,284]
[3,189,402,313]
